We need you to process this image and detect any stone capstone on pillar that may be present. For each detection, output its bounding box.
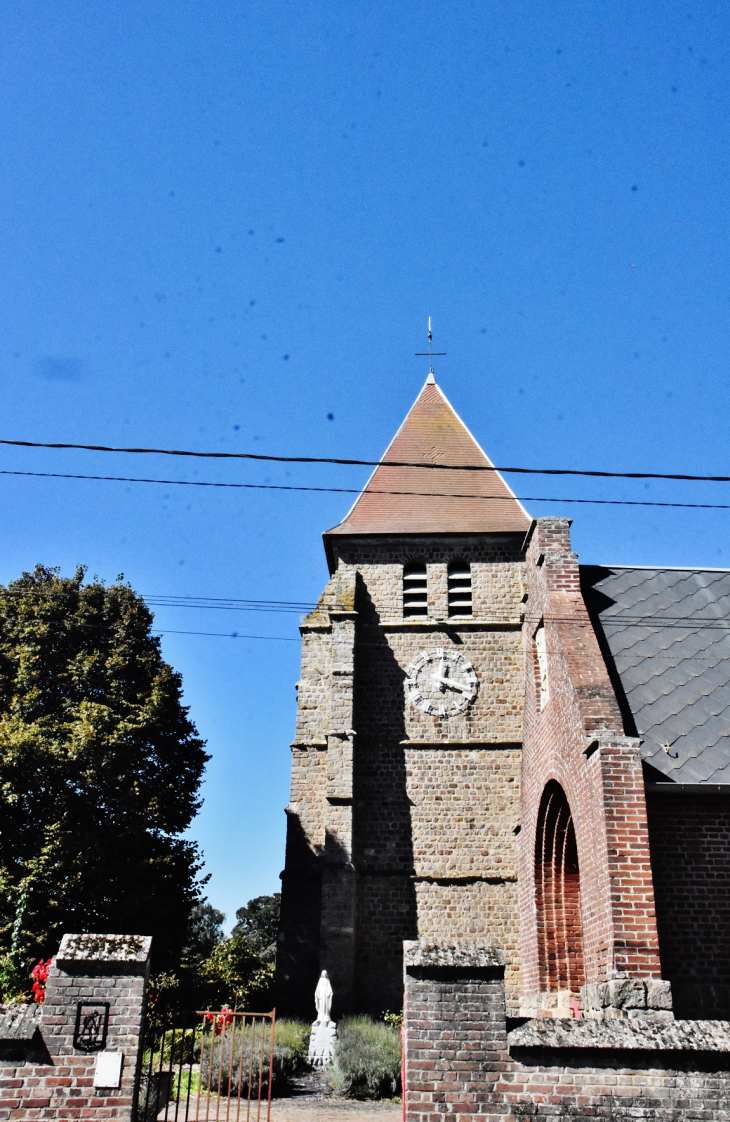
[403,939,506,970]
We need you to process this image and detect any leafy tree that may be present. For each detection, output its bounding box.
[155,894,281,1012]
[184,903,225,960]
[197,934,275,1010]
[231,893,281,963]
[0,565,209,994]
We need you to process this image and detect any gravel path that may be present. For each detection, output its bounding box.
[162,1102,400,1122]
[269,1072,401,1121]
[158,1068,401,1121]
[271,1102,401,1121]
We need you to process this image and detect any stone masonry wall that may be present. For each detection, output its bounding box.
[350,535,526,1015]
[646,791,730,1019]
[403,941,730,1122]
[519,519,663,1007]
[278,532,529,1017]
[278,566,358,1016]
[0,933,150,1122]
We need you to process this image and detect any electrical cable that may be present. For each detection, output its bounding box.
[2,604,730,631]
[0,588,314,613]
[146,595,311,607]
[151,629,299,641]
[0,609,298,642]
[145,599,310,614]
[0,437,729,483]
[0,468,728,511]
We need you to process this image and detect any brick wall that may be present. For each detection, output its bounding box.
[518,519,663,1008]
[646,791,730,1019]
[403,942,509,1121]
[278,532,528,1017]
[0,933,150,1122]
[403,940,730,1122]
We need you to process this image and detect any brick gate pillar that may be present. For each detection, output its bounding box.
[402,940,509,1122]
[3,933,152,1120]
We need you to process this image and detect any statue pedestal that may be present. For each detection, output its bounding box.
[307,1019,336,1068]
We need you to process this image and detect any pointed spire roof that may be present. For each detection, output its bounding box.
[325,377,530,537]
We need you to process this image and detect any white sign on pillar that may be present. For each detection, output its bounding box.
[94,1051,123,1088]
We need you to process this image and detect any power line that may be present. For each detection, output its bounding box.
[0,603,729,642]
[0,586,316,613]
[0,609,299,642]
[3,599,730,630]
[152,629,298,641]
[6,585,730,628]
[147,594,312,608]
[1,437,730,483]
[145,596,312,614]
[0,468,729,511]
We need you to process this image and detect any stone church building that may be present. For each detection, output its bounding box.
[276,372,730,1094]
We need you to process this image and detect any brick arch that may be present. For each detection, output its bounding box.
[535,780,585,992]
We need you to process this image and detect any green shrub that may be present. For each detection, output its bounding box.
[200,1018,309,1096]
[273,1019,310,1085]
[333,1017,401,1099]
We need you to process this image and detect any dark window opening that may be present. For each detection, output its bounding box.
[448,561,472,617]
[403,562,427,617]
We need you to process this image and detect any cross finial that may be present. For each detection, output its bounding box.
[415,316,446,379]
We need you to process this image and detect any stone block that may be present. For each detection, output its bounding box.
[646,979,673,1011]
[605,978,647,1010]
[581,982,609,1011]
[307,1020,336,1068]
[404,940,505,970]
[56,934,152,971]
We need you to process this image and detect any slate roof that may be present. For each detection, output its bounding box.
[582,566,730,784]
[324,374,530,537]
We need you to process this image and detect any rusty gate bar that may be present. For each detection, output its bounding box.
[134,1007,276,1122]
[135,1007,199,1122]
[194,1010,276,1122]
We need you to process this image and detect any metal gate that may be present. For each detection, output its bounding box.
[135,1007,276,1122]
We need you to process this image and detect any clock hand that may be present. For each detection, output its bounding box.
[434,675,471,694]
[435,653,446,692]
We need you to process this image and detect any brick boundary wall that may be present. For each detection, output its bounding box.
[0,933,151,1121]
[402,940,730,1122]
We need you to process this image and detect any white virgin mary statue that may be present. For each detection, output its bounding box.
[314,970,334,1024]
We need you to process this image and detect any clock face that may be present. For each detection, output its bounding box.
[405,648,478,717]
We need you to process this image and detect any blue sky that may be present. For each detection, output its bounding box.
[1,0,729,926]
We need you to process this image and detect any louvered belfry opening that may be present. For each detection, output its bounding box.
[447,560,473,617]
[403,562,428,617]
[535,781,585,993]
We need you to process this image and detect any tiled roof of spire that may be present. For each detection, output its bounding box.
[325,376,531,536]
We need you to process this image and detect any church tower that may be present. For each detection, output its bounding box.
[276,374,531,1017]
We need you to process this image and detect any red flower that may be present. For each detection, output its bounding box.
[206,1007,235,1036]
[31,959,52,1004]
